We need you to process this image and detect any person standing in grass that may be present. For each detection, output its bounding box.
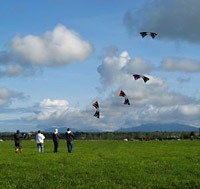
[52,129,59,153]
[65,128,74,153]
[14,130,23,153]
[36,130,45,152]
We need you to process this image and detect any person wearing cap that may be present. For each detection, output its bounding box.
[65,128,74,153]
[14,130,23,153]
[52,129,59,153]
[36,130,45,152]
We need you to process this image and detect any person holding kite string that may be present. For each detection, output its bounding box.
[52,129,59,153]
[14,130,23,153]
[65,128,74,153]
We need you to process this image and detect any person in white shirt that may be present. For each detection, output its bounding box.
[36,130,45,152]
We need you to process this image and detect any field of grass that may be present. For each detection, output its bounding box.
[0,139,200,189]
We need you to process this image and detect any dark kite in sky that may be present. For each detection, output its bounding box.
[119,90,130,105]
[140,32,157,39]
[92,101,100,118]
[133,74,150,83]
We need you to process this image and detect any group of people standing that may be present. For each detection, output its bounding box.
[14,128,74,153]
[52,128,74,153]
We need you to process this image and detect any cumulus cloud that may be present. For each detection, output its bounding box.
[137,104,200,125]
[11,25,93,65]
[23,98,106,131]
[94,50,200,129]
[0,24,93,77]
[97,51,130,88]
[97,51,192,106]
[97,51,153,89]
[124,0,200,43]
[2,50,200,131]
[32,99,75,121]
[40,99,69,109]
[160,57,200,72]
[20,98,200,132]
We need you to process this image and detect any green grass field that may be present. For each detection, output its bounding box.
[0,140,200,189]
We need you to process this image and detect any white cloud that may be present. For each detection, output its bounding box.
[2,51,200,131]
[35,99,76,121]
[0,24,93,77]
[178,104,200,116]
[97,52,128,88]
[161,57,200,72]
[94,51,200,129]
[97,52,192,106]
[97,51,152,89]
[139,104,200,124]
[24,98,104,131]
[11,24,93,65]
[123,57,153,75]
[40,99,69,109]
[2,95,200,132]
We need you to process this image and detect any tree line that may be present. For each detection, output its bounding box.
[0,131,199,141]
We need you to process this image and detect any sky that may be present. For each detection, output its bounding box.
[1,0,200,132]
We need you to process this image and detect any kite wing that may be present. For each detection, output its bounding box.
[142,76,150,83]
[140,32,157,39]
[119,90,126,97]
[150,32,157,39]
[133,74,149,83]
[119,90,130,105]
[94,110,100,119]
[140,32,148,38]
[93,101,100,118]
[124,98,130,105]
[133,74,141,80]
[92,101,99,109]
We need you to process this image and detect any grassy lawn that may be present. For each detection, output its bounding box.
[0,140,200,189]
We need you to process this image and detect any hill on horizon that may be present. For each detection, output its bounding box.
[42,123,199,133]
[117,123,199,132]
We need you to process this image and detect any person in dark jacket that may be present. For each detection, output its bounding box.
[52,129,59,153]
[65,128,74,153]
[14,130,23,153]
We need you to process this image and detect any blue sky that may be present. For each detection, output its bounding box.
[1,0,200,132]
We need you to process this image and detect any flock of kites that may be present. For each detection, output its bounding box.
[92,32,157,119]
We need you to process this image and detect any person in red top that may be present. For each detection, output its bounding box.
[65,128,74,153]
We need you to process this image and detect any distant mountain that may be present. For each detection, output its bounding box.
[116,123,199,132]
[42,123,199,133]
